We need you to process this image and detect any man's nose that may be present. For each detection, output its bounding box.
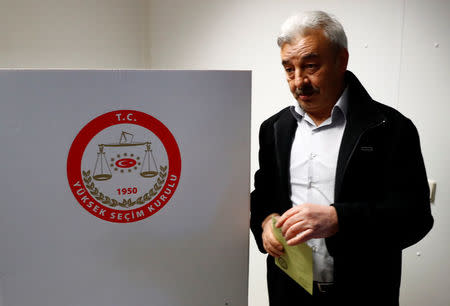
[294,70,309,88]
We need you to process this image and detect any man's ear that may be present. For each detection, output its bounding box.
[338,48,349,73]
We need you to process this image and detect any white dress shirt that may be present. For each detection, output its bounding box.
[289,87,348,282]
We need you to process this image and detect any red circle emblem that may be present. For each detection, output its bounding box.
[115,158,137,168]
[67,110,181,223]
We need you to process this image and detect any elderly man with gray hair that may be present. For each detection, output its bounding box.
[250,11,433,306]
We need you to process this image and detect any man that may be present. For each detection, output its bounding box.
[250,11,433,306]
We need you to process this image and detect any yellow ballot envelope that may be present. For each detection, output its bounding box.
[272,216,313,295]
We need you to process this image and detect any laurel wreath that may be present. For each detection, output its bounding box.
[82,166,168,208]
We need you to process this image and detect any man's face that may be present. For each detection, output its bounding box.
[280,29,348,116]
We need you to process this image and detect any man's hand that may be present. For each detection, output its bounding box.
[261,213,284,258]
[276,204,339,246]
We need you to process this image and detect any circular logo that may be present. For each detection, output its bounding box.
[67,110,181,223]
[277,257,288,270]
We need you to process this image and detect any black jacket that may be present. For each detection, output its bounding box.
[250,71,434,305]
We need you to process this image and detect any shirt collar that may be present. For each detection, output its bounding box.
[290,86,349,125]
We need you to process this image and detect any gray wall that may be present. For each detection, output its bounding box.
[1,0,449,305]
[0,0,149,68]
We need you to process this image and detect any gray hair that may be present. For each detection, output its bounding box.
[277,11,348,50]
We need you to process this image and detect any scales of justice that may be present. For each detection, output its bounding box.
[92,131,160,181]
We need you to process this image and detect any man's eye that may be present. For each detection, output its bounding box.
[285,67,293,73]
[305,64,317,69]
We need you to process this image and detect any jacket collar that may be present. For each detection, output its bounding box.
[334,71,387,200]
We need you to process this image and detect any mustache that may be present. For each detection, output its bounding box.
[294,86,320,97]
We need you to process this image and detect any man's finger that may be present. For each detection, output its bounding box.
[264,240,284,257]
[281,213,305,236]
[284,220,307,241]
[266,232,284,251]
[262,226,284,256]
[286,229,313,246]
[268,245,284,257]
[275,207,299,228]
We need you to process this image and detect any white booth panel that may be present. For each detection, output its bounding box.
[0,70,251,306]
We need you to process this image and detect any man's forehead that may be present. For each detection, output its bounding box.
[280,42,321,62]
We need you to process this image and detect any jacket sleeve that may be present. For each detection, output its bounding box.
[250,120,280,254]
[328,118,433,253]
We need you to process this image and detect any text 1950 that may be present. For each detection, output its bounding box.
[117,187,138,195]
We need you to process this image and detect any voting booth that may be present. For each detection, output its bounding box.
[0,70,251,306]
